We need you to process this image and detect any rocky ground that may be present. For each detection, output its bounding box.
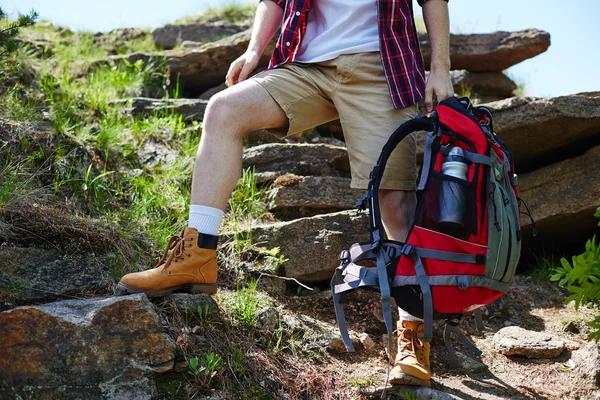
[1,5,600,400]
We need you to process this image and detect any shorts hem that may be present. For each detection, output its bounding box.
[351,178,416,191]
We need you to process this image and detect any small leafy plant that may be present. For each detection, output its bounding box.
[552,204,600,340]
[188,353,223,387]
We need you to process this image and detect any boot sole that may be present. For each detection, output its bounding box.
[389,372,431,387]
[117,282,217,297]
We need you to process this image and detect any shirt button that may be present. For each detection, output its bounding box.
[295,11,301,16]
[286,41,291,46]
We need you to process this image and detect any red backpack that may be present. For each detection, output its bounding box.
[331,97,535,370]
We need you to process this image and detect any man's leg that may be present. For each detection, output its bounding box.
[118,80,288,296]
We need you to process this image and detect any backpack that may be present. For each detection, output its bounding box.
[330,97,535,372]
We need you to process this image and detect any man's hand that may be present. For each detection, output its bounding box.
[424,69,454,113]
[226,51,261,87]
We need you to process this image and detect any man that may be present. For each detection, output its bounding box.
[119,0,452,387]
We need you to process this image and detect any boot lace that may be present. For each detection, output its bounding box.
[154,229,194,270]
[394,326,426,364]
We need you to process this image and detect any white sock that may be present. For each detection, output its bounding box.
[399,307,424,322]
[188,205,224,236]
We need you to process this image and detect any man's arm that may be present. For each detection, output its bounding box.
[421,0,453,113]
[225,0,283,87]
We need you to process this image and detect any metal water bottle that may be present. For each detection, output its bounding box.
[438,147,469,230]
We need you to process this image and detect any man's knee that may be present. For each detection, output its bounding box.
[203,92,241,136]
[379,190,417,226]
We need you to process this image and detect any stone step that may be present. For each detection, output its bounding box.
[95,29,549,95]
[111,97,208,120]
[245,209,370,282]
[518,144,600,242]
[0,294,175,399]
[266,175,363,219]
[242,143,350,184]
[484,92,600,170]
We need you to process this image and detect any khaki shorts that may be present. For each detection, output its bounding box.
[252,51,417,190]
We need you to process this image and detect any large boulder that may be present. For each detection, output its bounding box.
[421,29,551,72]
[152,21,250,49]
[112,97,208,120]
[484,92,600,169]
[266,175,363,219]
[242,143,350,183]
[0,294,175,399]
[427,70,516,99]
[248,209,370,282]
[518,144,600,241]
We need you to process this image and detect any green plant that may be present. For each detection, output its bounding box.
[552,203,600,340]
[347,376,377,388]
[227,166,268,229]
[230,280,267,328]
[0,7,38,57]
[188,353,223,387]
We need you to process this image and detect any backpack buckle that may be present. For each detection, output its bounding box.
[338,250,351,263]
[401,244,416,257]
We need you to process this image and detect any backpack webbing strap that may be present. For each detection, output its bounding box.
[417,130,436,191]
[331,267,355,352]
[443,320,483,368]
[463,151,493,166]
[376,248,394,391]
[403,245,433,342]
[416,248,484,264]
[369,117,435,250]
[474,308,484,332]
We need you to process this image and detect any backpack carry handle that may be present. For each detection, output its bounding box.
[367,116,435,250]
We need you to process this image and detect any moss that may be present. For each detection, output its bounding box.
[155,372,189,400]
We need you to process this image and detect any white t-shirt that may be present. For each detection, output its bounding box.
[295,0,380,63]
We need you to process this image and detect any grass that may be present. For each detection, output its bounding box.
[175,3,256,25]
[229,280,269,328]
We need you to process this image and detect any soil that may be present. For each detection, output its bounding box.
[273,275,599,399]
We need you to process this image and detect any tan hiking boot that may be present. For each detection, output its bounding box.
[118,227,218,296]
[389,320,431,386]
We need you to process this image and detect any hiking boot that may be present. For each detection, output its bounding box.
[118,227,218,296]
[389,320,431,386]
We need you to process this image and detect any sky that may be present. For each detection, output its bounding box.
[4,0,600,98]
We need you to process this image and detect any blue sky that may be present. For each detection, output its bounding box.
[5,0,600,98]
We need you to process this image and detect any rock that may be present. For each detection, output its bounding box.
[137,140,178,168]
[247,209,370,282]
[360,332,378,353]
[571,341,600,386]
[0,294,175,399]
[427,70,516,98]
[112,97,208,120]
[421,29,551,72]
[493,326,565,358]
[152,21,250,49]
[256,307,279,331]
[518,144,600,240]
[455,351,487,372]
[483,92,600,169]
[243,143,350,184]
[170,293,219,317]
[362,385,461,399]
[267,175,363,219]
[199,82,228,100]
[0,246,115,304]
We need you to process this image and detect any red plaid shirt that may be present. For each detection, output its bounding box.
[265,0,443,108]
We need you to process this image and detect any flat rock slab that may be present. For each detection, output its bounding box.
[518,144,600,240]
[247,209,370,282]
[152,21,250,49]
[362,385,461,399]
[243,143,350,184]
[267,175,363,219]
[484,92,600,169]
[427,70,516,98]
[571,341,600,386]
[493,326,565,358]
[421,29,550,72]
[97,29,547,94]
[112,97,208,120]
[0,294,175,399]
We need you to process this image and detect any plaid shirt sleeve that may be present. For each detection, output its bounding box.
[417,0,448,6]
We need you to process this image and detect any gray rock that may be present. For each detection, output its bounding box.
[421,29,551,72]
[0,294,175,399]
[362,384,461,399]
[455,351,487,372]
[493,326,565,358]
[426,70,516,98]
[360,332,378,353]
[518,144,600,241]
[266,175,363,219]
[256,307,279,331]
[571,341,600,386]
[199,82,228,100]
[112,97,208,120]
[483,92,600,168]
[243,143,350,183]
[170,293,219,317]
[152,21,250,49]
[137,140,178,168]
[247,209,370,282]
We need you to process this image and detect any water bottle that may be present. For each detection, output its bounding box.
[438,147,469,230]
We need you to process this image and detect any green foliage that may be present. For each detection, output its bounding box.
[176,3,256,24]
[347,376,377,388]
[0,7,38,57]
[552,204,600,340]
[230,280,268,328]
[226,167,268,230]
[188,353,223,387]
